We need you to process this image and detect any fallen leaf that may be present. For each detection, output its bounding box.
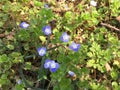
[105,63,111,72]
[116,16,120,22]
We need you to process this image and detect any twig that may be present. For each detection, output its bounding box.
[47,44,62,51]
[100,22,120,32]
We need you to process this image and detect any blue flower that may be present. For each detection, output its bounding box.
[37,47,46,56]
[68,71,75,77]
[69,42,80,52]
[42,25,52,35]
[44,59,52,69]
[44,59,60,72]
[44,4,49,8]
[17,79,22,84]
[60,32,70,42]
[49,61,59,72]
[20,22,29,29]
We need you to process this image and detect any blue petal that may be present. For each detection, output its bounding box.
[20,22,29,29]
[44,59,52,68]
[55,63,59,68]
[44,4,49,8]
[49,62,59,72]
[50,68,57,72]
[68,71,75,77]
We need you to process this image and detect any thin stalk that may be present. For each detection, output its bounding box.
[47,44,62,51]
[38,35,50,88]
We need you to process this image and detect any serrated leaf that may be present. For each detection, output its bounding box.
[110,69,118,80]
[24,62,32,70]
[53,85,59,90]
[0,54,9,63]
[7,44,14,50]
[87,52,93,57]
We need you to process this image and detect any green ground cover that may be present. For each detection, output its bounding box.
[0,0,120,90]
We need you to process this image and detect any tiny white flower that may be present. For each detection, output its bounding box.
[90,0,97,6]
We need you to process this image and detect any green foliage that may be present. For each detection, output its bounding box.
[110,0,120,16]
[0,0,120,90]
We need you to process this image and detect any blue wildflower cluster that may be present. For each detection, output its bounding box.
[20,22,80,73]
[37,25,80,72]
[37,25,51,56]
[44,59,59,72]
[60,32,80,52]
[37,25,60,72]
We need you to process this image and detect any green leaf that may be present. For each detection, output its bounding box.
[103,49,112,61]
[112,81,119,90]
[0,54,9,63]
[59,78,73,90]
[7,44,14,50]
[34,1,42,7]
[77,80,89,89]
[9,52,24,63]
[15,83,25,90]
[110,69,118,80]
[87,59,95,67]
[18,30,30,41]
[53,85,60,90]
[23,43,29,50]
[0,74,10,85]
[0,21,4,27]
[24,62,32,70]
[80,67,90,74]
[39,8,54,22]
[90,82,106,90]
[87,52,93,57]
[39,36,46,42]
[65,11,72,19]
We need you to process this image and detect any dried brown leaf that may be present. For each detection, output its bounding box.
[116,16,120,22]
[105,63,111,72]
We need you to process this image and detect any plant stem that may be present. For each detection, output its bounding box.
[19,64,46,90]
